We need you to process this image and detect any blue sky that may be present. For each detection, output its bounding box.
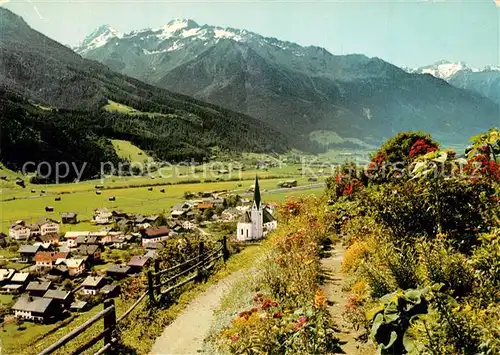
[3,0,499,68]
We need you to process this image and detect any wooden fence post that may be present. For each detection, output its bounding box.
[196,242,204,283]
[154,259,160,296]
[103,299,116,350]
[147,270,155,305]
[222,236,229,262]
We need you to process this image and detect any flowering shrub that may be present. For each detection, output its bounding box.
[366,132,440,183]
[218,196,341,354]
[341,240,368,273]
[408,139,438,158]
[465,153,500,182]
[219,292,339,354]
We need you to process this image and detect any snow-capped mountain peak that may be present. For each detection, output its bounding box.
[76,24,122,53]
[402,60,500,80]
[417,60,479,80]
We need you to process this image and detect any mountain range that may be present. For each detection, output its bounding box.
[404,60,500,105]
[75,19,499,147]
[0,9,288,180]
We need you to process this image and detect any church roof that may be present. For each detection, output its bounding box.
[253,176,261,208]
[239,211,252,223]
[263,209,275,223]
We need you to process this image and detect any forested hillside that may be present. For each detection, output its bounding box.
[0,8,289,178]
[0,89,289,181]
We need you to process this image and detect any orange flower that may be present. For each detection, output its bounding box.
[314,289,327,309]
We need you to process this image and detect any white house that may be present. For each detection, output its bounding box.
[64,231,90,247]
[93,209,113,224]
[9,223,31,240]
[39,219,59,236]
[141,226,170,247]
[237,176,277,241]
[81,276,106,295]
[12,296,57,323]
[56,258,85,276]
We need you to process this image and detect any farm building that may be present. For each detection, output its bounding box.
[34,252,69,269]
[77,244,101,262]
[55,258,85,276]
[106,265,131,279]
[81,276,106,295]
[35,234,60,245]
[19,244,41,263]
[70,301,89,312]
[43,289,74,310]
[141,226,170,247]
[100,284,120,298]
[12,296,59,323]
[61,212,77,224]
[26,281,52,297]
[127,255,151,272]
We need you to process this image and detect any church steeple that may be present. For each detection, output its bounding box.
[253,175,261,208]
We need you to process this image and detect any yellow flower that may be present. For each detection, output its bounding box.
[314,289,327,309]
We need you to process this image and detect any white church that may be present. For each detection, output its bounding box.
[237,176,278,241]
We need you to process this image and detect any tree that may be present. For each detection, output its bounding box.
[62,279,74,291]
[203,208,215,221]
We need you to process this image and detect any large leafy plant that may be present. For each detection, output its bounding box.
[367,288,430,354]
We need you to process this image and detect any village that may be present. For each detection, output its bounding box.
[0,177,278,325]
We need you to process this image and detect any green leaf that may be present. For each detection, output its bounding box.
[403,331,416,352]
[383,302,399,323]
[371,313,385,339]
[404,289,422,304]
[366,304,385,321]
[432,152,447,163]
[380,331,398,349]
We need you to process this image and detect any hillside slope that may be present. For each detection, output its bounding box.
[77,20,499,146]
[0,8,289,172]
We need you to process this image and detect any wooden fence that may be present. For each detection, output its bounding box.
[38,299,116,355]
[37,236,229,355]
[147,236,229,304]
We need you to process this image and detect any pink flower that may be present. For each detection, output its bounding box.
[299,316,307,324]
[231,335,239,343]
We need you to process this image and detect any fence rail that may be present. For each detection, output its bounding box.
[37,236,230,355]
[147,237,229,304]
[38,299,116,355]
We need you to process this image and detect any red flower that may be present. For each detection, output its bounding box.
[343,184,354,196]
[261,299,272,310]
[273,311,282,319]
[371,152,387,166]
[409,139,438,158]
[299,316,307,324]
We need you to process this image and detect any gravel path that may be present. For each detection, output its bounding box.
[149,271,243,355]
[320,244,362,354]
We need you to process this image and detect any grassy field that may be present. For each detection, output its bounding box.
[111,140,153,162]
[1,174,323,233]
[1,151,329,234]
[103,100,173,118]
[0,294,13,307]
